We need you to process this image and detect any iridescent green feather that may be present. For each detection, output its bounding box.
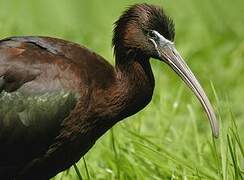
[0,91,78,141]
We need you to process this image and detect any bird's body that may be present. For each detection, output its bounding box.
[0,4,218,179]
[0,36,154,179]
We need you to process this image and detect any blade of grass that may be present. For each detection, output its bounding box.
[110,128,120,180]
[229,109,244,157]
[83,157,91,180]
[73,164,83,180]
[227,134,239,180]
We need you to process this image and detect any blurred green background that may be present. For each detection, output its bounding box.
[0,0,243,179]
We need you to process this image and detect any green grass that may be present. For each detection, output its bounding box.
[0,0,243,179]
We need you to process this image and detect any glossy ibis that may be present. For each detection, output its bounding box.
[0,3,219,179]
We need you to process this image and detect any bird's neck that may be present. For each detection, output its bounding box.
[112,52,155,120]
[63,52,155,146]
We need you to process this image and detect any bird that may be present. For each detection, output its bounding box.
[0,3,219,179]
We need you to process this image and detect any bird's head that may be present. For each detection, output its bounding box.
[113,3,174,59]
[113,4,219,137]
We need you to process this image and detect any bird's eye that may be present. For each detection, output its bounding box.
[148,30,159,41]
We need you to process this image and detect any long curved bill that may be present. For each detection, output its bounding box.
[157,41,219,137]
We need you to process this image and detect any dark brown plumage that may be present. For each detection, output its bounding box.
[0,3,218,179]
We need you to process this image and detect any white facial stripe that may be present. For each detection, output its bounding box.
[149,38,158,49]
[149,38,160,57]
[153,30,174,47]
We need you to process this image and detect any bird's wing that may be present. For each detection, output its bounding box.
[0,37,84,169]
[0,36,115,177]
